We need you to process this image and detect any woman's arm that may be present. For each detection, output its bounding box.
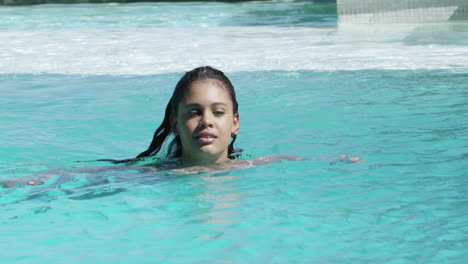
[251,153,363,166]
[318,154,364,164]
[250,154,305,166]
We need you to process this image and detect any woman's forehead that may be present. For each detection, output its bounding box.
[183,79,232,103]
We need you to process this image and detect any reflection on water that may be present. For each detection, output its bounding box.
[198,174,244,227]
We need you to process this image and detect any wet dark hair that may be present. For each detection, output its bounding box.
[137,66,239,160]
[110,66,238,164]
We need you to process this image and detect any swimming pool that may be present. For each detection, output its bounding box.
[1,1,467,263]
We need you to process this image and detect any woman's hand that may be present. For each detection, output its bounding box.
[338,154,364,163]
[0,175,50,188]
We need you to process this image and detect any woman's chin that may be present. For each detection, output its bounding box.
[197,144,217,154]
[191,148,228,163]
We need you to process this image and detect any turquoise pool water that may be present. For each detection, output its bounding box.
[1,1,467,263]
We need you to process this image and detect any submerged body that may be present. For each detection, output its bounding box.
[0,154,363,188]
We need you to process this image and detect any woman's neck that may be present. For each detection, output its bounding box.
[182,152,229,166]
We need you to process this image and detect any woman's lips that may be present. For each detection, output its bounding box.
[197,132,216,143]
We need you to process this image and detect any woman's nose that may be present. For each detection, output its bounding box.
[199,112,213,128]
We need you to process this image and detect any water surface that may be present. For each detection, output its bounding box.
[1,1,467,263]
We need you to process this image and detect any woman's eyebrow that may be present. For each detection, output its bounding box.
[211,102,228,107]
[183,103,201,108]
[184,102,228,108]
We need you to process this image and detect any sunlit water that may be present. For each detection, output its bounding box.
[1,1,467,263]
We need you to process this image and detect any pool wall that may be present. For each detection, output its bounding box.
[337,0,468,23]
[0,0,264,5]
[2,0,468,25]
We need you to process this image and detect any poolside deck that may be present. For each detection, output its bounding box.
[338,0,468,23]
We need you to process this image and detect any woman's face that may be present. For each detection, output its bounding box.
[171,79,239,164]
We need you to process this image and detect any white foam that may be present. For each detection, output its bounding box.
[1,25,467,75]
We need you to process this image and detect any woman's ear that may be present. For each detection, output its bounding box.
[232,113,239,136]
[170,115,179,135]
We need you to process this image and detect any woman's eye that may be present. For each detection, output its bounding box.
[188,111,200,116]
